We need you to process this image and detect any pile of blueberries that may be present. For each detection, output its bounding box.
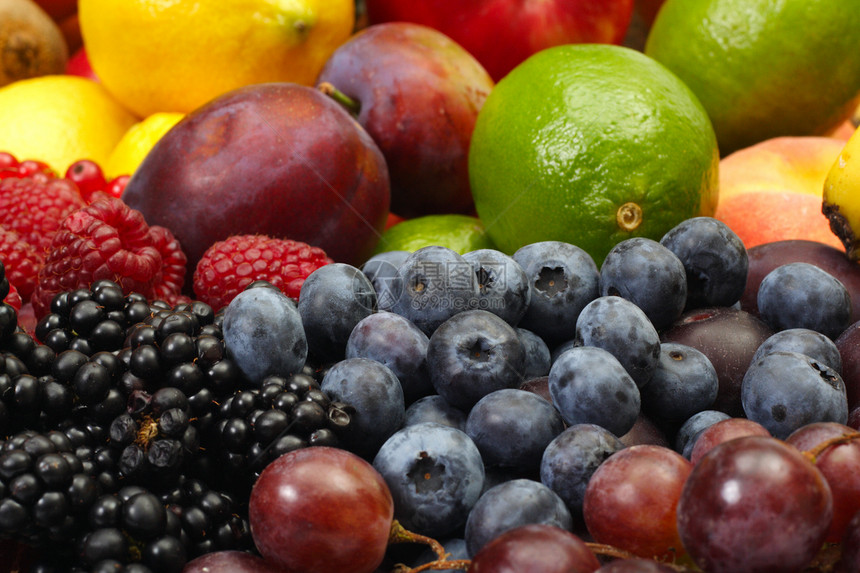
[222,215,855,563]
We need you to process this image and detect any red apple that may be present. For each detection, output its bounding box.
[317,22,494,218]
[364,0,635,81]
[121,83,390,278]
[65,47,98,81]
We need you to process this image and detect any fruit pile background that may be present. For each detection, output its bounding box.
[0,0,859,572]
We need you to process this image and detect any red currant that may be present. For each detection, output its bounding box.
[16,160,55,177]
[65,159,107,201]
[0,152,19,170]
[105,174,131,199]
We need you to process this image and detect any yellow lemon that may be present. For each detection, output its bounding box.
[0,75,138,174]
[823,127,860,258]
[105,112,184,179]
[645,0,860,156]
[78,0,356,117]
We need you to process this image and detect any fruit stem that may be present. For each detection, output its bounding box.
[317,82,361,116]
[804,430,860,463]
[387,520,470,571]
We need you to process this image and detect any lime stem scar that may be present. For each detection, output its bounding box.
[617,202,643,231]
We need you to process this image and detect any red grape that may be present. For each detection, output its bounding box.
[688,417,770,465]
[595,558,677,572]
[248,447,394,573]
[583,445,691,561]
[466,523,600,573]
[786,422,860,542]
[677,436,832,572]
[840,510,860,573]
[182,550,284,572]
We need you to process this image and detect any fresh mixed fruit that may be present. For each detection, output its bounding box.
[0,0,859,572]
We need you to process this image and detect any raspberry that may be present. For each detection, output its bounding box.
[0,174,85,254]
[31,197,188,318]
[193,234,333,311]
[0,227,44,301]
[4,282,21,312]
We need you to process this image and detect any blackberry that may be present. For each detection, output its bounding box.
[0,430,102,547]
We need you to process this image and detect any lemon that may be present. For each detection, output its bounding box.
[373,214,495,255]
[105,112,184,179]
[468,44,719,266]
[0,75,138,174]
[78,0,355,117]
[645,0,860,156]
[823,127,860,259]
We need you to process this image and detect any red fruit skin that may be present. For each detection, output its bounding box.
[583,445,691,560]
[121,83,390,276]
[64,159,107,203]
[317,22,494,218]
[248,447,394,573]
[467,524,600,573]
[677,436,833,573]
[65,47,99,81]
[0,175,85,253]
[0,228,44,301]
[365,0,634,81]
[836,323,860,411]
[688,418,771,465]
[193,234,332,311]
[182,550,285,573]
[31,197,187,318]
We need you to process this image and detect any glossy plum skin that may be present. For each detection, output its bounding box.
[181,550,283,572]
[248,447,394,573]
[316,22,494,218]
[466,524,600,573]
[122,83,390,274]
[836,321,860,411]
[583,445,691,560]
[661,307,773,417]
[677,436,833,573]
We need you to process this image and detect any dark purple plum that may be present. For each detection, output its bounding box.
[316,22,494,218]
[661,307,774,417]
[835,321,860,411]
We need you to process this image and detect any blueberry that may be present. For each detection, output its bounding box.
[750,328,842,374]
[320,357,405,458]
[464,478,573,556]
[549,339,577,365]
[757,262,852,340]
[404,395,467,431]
[427,309,525,411]
[540,424,625,518]
[361,250,410,312]
[574,295,661,388]
[599,237,687,331]
[462,249,531,326]
[465,388,565,474]
[390,246,479,336]
[372,422,484,538]
[548,346,641,437]
[297,263,377,363]
[674,409,731,458]
[512,327,551,381]
[512,241,600,346]
[741,350,848,439]
[221,286,306,385]
[345,311,432,404]
[660,217,748,310]
[639,342,719,424]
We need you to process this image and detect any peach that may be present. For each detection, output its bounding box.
[714,136,847,249]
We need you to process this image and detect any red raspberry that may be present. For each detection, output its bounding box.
[0,228,44,301]
[193,234,333,311]
[4,282,22,313]
[0,174,85,254]
[31,197,188,318]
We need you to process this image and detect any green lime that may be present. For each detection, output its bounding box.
[468,44,719,266]
[372,214,495,255]
[645,0,860,156]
